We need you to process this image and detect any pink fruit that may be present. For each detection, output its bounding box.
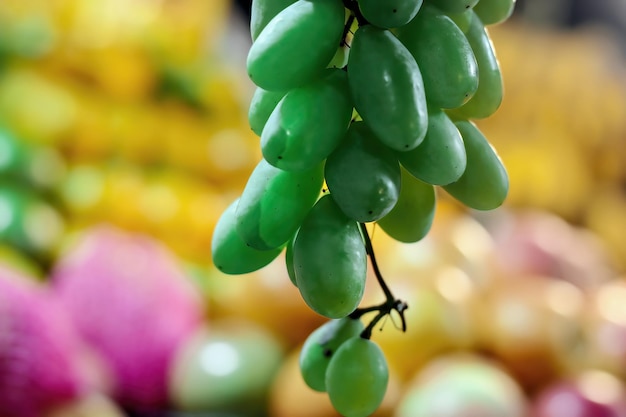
[52,225,205,408]
[533,371,626,417]
[0,265,88,417]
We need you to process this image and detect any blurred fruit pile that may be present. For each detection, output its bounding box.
[2,0,626,416]
[477,22,626,270]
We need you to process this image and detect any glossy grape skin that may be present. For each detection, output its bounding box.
[326,337,389,417]
[235,160,323,250]
[293,195,367,319]
[377,167,436,243]
[443,121,509,210]
[247,0,345,91]
[397,107,466,185]
[447,9,473,33]
[211,199,283,274]
[299,318,364,392]
[325,122,401,223]
[261,69,353,172]
[448,12,504,119]
[248,87,286,136]
[358,0,423,29]
[348,26,428,152]
[285,234,297,286]
[250,0,298,41]
[397,5,478,109]
[473,0,516,25]
[425,0,479,14]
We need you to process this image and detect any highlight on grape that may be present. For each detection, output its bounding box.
[212,0,516,415]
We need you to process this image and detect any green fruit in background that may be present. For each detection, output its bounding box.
[0,183,64,256]
[169,320,285,413]
[396,355,527,417]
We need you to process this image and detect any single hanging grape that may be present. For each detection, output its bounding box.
[293,195,367,319]
[248,87,286,136]
[377,167,436,243]
[397,4,478,109]
[443,120,509,210]
[261,68,353,172]
[347,25,428,152]
[326,337,389,417]
[448,11,504,119]
[358,0,423,29]
[211,199,283,274]
[325,121,401,223]
[235,160,323,250]
[299,317,364,392]
[397,106,466,185]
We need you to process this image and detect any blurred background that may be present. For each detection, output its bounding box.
[0,0,625,416]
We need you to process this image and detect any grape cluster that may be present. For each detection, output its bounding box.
[212,0,514,415]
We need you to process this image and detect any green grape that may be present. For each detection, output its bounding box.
[397,107,466,185]
[425,0,479,14]
[443,120,508,210]
[250,0,298,41]
[325,122,401,222]
[473,0,516,25]
[247,0,345,91]
[447,9,473,32]
[299,317,364,392]
[285,233,297,286]
[397,5,478,109]
[448,11,503,119]
[261,69,353,172]
[358,0,423,29]
[211,199,283,274]
[293,195,367,319]
[235,160,323,250]
[326,337,389,417]
[347,25,428,152]
[248,87,286,136]
[377,167,436,243]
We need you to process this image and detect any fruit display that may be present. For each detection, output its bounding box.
[0,0,626,416]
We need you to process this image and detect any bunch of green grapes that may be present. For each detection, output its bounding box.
[212,0,514,415]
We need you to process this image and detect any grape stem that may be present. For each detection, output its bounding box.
[341,0,369,26]
[349,223,408,339]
